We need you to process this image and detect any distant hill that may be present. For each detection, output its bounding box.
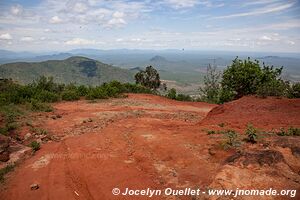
[150,55,168,62]
[0,56,134,85]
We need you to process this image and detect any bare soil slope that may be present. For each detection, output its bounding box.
[0,94,299,200]
[200,96,300,131]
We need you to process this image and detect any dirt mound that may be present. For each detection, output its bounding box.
[200,96,300,131]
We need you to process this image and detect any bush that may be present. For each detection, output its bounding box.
[0,164,15,182]
[166,88,177,99]
[32,76,64,93]
[34,90,60,103]
[122,83,153,94]
[30,141,40,151]
[30,99,53,112]
[86,86,108,100]
[61,90,80,101]
[223,130,240,148]
[76,85,89,96]
[199,64,221,103]
[176,94,192,101]
[245,124,258,143]
[276,127,300,136]
[289,83,300,98]
[256,79,289,98]
[221,57,284,100]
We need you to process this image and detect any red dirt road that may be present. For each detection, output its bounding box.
[1,94,300,200]
[1,94,221,200]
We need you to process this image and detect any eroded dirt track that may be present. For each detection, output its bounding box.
[0,94,220,200]
[1,94,300,200]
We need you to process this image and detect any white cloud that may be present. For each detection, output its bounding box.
[260,35,272,41]
[287,40,295,45]
[0,33,13,40]
[215,2,294,19]
[10,4,23,16]
[113,11,125,18]
[20,36,34,42]
[49,16,63,24]
[105,18,127,28]
[69,1,88,13]
[165,0,198,9]
[65,38,96,45]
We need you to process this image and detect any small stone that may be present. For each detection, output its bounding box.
[208,148,216,156]
[56,114,62,118]
[0,151,10,162]
[36,139,42,144]
[24,133,32,140]
[87,118,93,122]
[51,116,57,120]
[30,183,39,190]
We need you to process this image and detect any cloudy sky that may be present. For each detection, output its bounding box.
[0,0,299,52]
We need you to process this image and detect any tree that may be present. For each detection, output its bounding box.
[134,66,161,90]
[221,57,284,100]
[199,63,221,103]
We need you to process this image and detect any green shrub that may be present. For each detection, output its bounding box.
[61,90,80,101]
[176,94,192,101]
[221,57,283,100]
[223,130,240,148]
[30,99,53,112]
[276,127,300,136]
[0,164,15,182]
[34,90,60,103]
[32,76,64,93]
[199,63,221,103]
[256,80,289,98]
[122,83,153,94]
[289,83,300,98]
[166,88,177,99]
[30,141,40,151]
[86,87,108,100]
[77,85,88,96]
[288,127,300,136]
[245,124,258,143]
[103,85,120,97]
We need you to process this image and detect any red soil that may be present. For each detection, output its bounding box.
[200,96,300,131]
[0,94,299,200]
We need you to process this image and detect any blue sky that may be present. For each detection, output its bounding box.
[0,0,299,52]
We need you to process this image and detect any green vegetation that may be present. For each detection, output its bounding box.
[199,63,221,103]
[166,88,192,101]
[245,124,259,143]
[0,76,155,136]
[30,141,40,152]
[61,90,80,101]
[135,66,161,90]
[200,57,300,104]
[276,127,300,136]
[0,56,134,85]
[29,99,53,112]
[289,83,300,98]
[30,127,48,135]
[0,164,15,182]
[223,129,240,149]
[0,104,22,135]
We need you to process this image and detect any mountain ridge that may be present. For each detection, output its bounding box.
[0,56,134,85]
